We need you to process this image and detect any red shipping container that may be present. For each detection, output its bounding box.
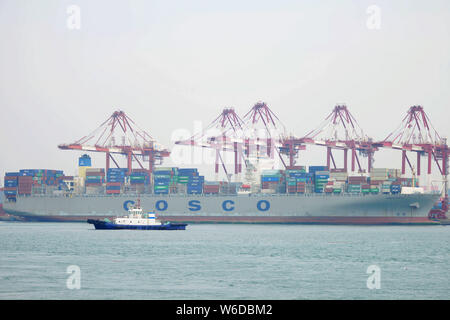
[106,182,122,186]
[85,183,102,187]
[86,172,105,176]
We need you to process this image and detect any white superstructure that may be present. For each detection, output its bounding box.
[114,202,162,226]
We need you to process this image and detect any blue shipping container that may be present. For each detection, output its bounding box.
[187,185,203,189]
[107,179,124,183]
[178,169,197,175]
[309,166,328,173]
[287,172,308,178]
[5,172,20,177]
[86,179,102,184]
[79,155,92,167]
[187,190,202,194]
[188,175,204,179]
[154,178,171,184]
[106,186,121,191]
[261,177,280,182]
[154,181,170,186]
[130,173,149,177]
[153,170,172,176]
[4,180,18,187]
[187,181,204,186]
[154,190,169,194]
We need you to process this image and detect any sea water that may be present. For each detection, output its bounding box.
[0,222,448,299]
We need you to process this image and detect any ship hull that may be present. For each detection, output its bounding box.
[3,193,441,225]
[87,219,187,230]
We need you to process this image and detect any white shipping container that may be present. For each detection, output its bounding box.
[400,187,424,194]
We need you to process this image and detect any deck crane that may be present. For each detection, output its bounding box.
[241,101,297,169]
[283,105,376,173]
[174,108,247,181]
[58,110,170,175]
[373,105,448,215]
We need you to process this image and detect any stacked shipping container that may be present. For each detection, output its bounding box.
[85,168,105,186]
[285,169,312,194]
[3,164,414,198]
[153,168,176,194]
[261,170,285,193]
[106,168,127,194]
[3,173,19,199]
[203,182,220,194]
[3,170,66,198]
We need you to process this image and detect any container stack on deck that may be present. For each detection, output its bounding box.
[203,181,220,194]
[347,176,367,194]
[3,170,66,197]
[105,168,127,194]
[187,174,204,195]
[308,166,329,193]
[153,168,174,195]
[3,161,417,198]
[285,168,312,194]
[261,170,285,194]
[3,173,19,200]
[127,169,150,194]
[85,168,105,186]
[18,176,33,196]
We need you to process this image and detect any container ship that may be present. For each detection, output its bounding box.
[1,156,445,225]
[2,105,448,225]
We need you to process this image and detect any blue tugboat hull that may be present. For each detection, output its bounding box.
[87,219,187,230]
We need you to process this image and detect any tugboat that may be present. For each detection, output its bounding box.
[87,199,187,230]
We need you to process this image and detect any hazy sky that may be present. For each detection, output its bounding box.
[1,0,449,186]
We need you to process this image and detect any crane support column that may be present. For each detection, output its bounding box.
[417,152,421,176]
[344,149,348,172]
[215,149,220,174]
[428,150,432,174]
[402,150,406,175]
[289,142,295,167]
[234,142,238,175]
[443,144,448,213]
[106,152,110,172]
[127,151,132,175]
[351,148,356,172]
[326,147,331,169]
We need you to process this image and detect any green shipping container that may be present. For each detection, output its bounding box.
[86,176,102,180]
[154,185,169,190]
[154,174,171,179]
[131,176,146,180]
